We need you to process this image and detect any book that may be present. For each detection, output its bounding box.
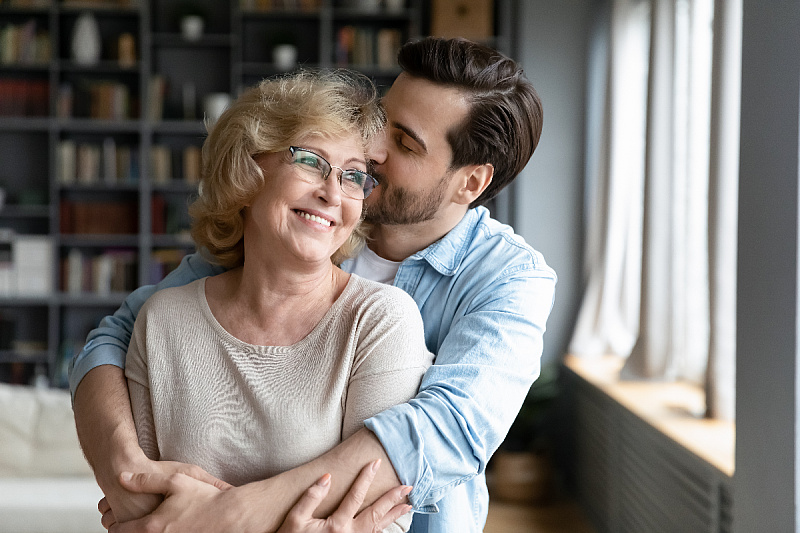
[376,28,401,69]
[151,194,166,234]
[62,247,138,294]
[0,79,49,117]
[150,248,188,284]
[0,20,50,66]
[58,140,77,185]
[65,248,83,293]
[147,75,166,121]
[150,144,171,184]
[116,145,133,183]
[61,201,138,234]
[13,234,53,296]
[103,137,118,184]
[183,145,201,183]
[353,27,375,66]
[336,26,355,66]
[76,143,101,184]
[57,83,73,119]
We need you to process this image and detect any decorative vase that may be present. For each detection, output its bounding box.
[180,15,204,41]
[203,93,231,123]
[272,44,298,70]
[71,12,102,66]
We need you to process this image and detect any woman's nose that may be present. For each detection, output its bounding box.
[318,170,343,205]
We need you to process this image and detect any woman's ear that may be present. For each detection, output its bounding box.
[452,163,494,206]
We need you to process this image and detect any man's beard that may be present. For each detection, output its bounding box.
[364,171,451,226]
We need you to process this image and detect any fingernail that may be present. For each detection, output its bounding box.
[120,472,133,481]
[317,473,331,487]
[402,485,413,496]
[404,504,413,513]
[371,459,381,472]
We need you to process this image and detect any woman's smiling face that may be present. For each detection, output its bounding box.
[244,132,367,268]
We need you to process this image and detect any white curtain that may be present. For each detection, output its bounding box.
[569,0,741,421]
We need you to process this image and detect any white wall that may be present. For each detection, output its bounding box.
[514,0,593,365]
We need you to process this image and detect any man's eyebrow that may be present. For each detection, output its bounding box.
[392,122,428,154]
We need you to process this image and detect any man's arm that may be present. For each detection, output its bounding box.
[366,266,557,510]
[70,253,224,520]
[73,365,165,522]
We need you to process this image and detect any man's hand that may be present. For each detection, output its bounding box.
[278,460,413,533]
[99,460,233,529]
[106,471,248,533]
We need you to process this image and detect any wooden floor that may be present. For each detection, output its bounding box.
[484,497,596,533]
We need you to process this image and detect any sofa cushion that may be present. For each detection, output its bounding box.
[0,477,104,533]
[0,384,93,477]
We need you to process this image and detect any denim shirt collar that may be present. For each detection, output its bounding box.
[409,207,485,277]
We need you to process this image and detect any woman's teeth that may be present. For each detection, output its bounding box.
[296,211,331,227]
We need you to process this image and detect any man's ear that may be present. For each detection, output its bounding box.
[452,163,494,205]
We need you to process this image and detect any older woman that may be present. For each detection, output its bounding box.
[123,70,432,532]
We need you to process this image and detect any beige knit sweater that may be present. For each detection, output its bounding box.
[126,274,432,481]
[126,275,432,529]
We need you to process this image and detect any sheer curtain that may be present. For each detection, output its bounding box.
[569,0,741,420]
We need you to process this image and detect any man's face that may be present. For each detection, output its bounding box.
[365,73,470,226]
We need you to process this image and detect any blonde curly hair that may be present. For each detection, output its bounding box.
[189,69,385,268]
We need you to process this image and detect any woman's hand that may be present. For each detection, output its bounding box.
[278,459,413,533]
[99,459,232,530]
[104,470,247,533]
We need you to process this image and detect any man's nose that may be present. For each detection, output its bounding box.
[366,129,388,166]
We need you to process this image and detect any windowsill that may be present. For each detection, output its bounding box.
[563,354,735,478]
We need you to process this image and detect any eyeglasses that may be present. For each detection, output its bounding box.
[288,146,379,200]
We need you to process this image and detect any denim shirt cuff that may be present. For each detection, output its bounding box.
[365,410,439,514]
[68,341,127,404]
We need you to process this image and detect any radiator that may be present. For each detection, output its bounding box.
[561,367,734,533]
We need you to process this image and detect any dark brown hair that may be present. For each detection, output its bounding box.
[398,37,543,207]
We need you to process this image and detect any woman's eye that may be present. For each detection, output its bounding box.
[298,155,321,168]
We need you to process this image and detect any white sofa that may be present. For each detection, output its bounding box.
[0,383,104,533]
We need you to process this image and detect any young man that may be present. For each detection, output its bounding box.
[70,37,556,533]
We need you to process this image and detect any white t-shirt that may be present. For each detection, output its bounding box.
[348,245,402,285]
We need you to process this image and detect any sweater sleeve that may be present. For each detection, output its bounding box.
[125,306,159,461]
[342,287,433,440]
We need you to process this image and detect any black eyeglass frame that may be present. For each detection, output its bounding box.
[288,146,379,199]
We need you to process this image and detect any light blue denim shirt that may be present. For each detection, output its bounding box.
[68,205,556,533]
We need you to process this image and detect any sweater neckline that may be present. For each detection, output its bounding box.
[195,275,360,352]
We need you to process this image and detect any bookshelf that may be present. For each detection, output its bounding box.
[0,0,514,388]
